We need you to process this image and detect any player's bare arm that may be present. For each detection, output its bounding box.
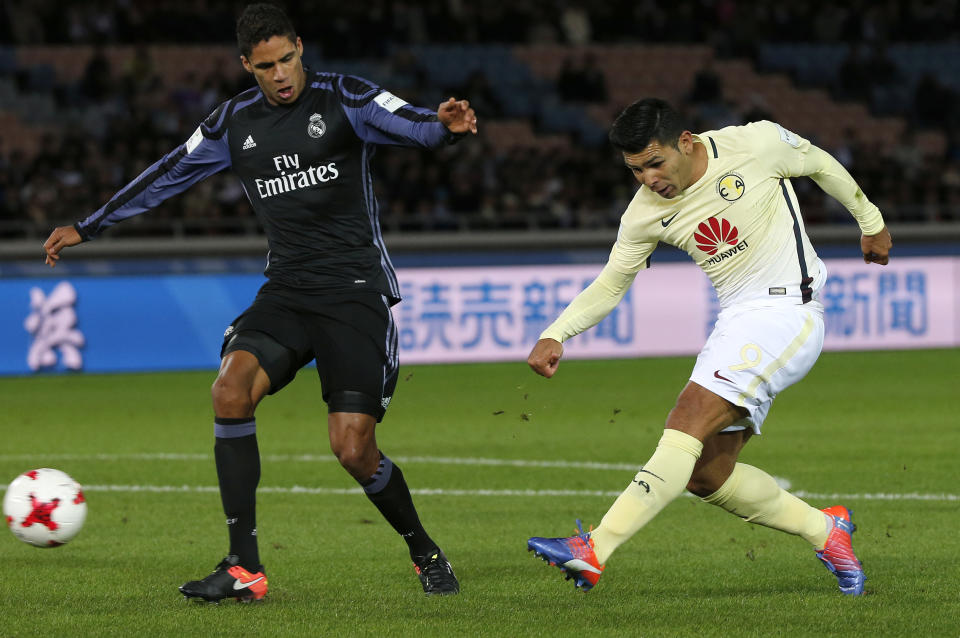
[527,338,564,378]
[42,225,82,268]
[437,97,478,135]
[861,226,892,265]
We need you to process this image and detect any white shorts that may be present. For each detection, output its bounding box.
[689,300,825,434]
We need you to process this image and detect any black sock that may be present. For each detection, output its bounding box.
[361,453,437,560]
[213,418,261,570]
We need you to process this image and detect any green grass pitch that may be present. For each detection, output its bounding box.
[1,349,957,637]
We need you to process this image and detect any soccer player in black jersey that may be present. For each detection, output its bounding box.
[42,3,477,601]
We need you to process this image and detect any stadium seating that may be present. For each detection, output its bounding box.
[4,40,949,159]
[757,42,950,155]
[1,34,957,235]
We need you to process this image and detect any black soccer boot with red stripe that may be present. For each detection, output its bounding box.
[179,554,268,603]
[413,548,460,596]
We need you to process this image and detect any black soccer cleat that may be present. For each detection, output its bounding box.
[413,549,460,596]
[179,554,268,603]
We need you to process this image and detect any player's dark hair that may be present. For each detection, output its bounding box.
[609,98,687,153]
[237,3,297,59]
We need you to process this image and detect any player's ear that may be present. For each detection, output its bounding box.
[240,55,253,74]
[296,36,303,57]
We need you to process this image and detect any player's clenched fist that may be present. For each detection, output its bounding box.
[528,338,564,378]
[861,227,892,265]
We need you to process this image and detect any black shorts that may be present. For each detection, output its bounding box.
[221,282,399,421]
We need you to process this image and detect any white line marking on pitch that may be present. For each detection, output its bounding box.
[0,452,643,471]
[0,484,954,502]
[1,453,955,501]
[0,452,796,487]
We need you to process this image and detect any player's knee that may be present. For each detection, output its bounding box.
[667,383,746,439]
[331,444,365,479]
[666,401,695,428]
[666,388,705,429]
[327,404,380,479]
[686,476,717,498]
[211,376,255,417]
[330,439,378,480]
[686,467,726,498]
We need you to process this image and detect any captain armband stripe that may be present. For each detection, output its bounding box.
[341,75,378,96]
[394,107,437,123]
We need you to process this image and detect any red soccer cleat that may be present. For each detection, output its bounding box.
[815,505,866,595]
[528,519,606,591]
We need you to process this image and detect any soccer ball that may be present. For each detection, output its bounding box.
[3,468,87,547]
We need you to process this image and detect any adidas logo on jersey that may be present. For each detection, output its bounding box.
[242,135,257,150]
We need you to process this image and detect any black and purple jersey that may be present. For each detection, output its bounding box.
[74,69,463,303]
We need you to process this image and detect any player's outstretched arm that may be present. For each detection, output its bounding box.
[528,264,637,377]
[861,226,892,265]
[528,338,564,378]
[43,225,82,268]
[437,97,478,135]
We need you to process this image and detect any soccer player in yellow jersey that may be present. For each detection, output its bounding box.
[526,98,892,596]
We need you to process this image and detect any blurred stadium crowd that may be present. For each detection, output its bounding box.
[1,0,958,240]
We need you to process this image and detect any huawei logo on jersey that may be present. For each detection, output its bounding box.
[695,218,738,255]
[697,217,750,265]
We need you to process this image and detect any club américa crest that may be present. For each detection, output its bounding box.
[307,113,326,139]
[716,172,745,201]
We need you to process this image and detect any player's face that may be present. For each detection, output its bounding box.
[622,132,698,199]
[241,35,306,106]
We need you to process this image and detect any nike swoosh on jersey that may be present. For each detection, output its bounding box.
[562,558,603,574]
[661,211,680,227]
[714,370,733,382]
[233,576,265,590]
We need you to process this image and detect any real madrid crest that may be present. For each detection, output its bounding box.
[307,113,326,139]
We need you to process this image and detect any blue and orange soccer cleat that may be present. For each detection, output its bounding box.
[816,505,866,595]
[179,555,268,603]
[527,519,605,591]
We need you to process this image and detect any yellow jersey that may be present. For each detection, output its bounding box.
[540,120,884,342]
[609,120,880,307]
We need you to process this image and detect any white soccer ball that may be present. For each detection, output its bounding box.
[3,468,87,547]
